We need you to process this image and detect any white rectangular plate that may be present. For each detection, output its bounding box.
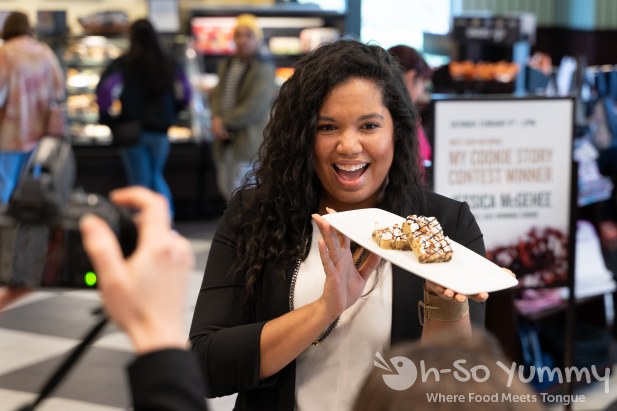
[322,208,518,295]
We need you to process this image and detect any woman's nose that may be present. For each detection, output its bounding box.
[336,129,362,155]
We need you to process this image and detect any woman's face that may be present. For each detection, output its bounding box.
[314,77,395,212]
[404,70,429,103]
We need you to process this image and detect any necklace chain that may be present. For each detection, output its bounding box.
[289,248,367,346]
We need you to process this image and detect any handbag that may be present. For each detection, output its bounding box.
[111,119,141,147]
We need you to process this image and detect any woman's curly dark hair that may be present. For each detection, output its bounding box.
[234,39,425,296]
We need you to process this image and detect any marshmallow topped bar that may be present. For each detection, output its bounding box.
[372,224,411,250]
[402,215,453,263]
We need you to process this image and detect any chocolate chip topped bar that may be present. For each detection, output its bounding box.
[402,215,453,263]
[372,224,411,250]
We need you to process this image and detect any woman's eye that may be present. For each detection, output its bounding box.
[317,124,336,132]
[362,123,380,130]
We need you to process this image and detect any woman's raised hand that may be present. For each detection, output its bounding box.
[312,208,381,318]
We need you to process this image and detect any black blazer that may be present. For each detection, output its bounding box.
[190,189,486,411]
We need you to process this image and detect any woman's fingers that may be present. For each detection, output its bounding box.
[425,280,447,297]
[425,281,490,303]
[324,207,349,249]
[317,237,336,274]
[312,214,342,260]
[470,292,490,302]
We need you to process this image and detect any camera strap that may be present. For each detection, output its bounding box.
[16,308,109,411]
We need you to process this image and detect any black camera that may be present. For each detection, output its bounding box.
[0,137,137,288]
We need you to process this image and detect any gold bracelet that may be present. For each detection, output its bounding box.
[418,288,469,326]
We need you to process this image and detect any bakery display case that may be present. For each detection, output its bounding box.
[54,33,194,145]
[37,33,222,219]
[63,35,125,144]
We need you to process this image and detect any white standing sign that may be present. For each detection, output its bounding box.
[433,98,574,287]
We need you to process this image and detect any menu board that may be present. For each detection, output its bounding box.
[433,97,574,288]
[191,17,237,55]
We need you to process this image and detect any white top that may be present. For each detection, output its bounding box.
[294,221,393,411]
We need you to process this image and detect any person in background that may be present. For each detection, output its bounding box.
[0,11,65,204]
[190,40,491,411]
[1,187,207,411]
[352,328,546,411]
[387,44,433,170]
[96,19,191,219]
[209,13,276,201]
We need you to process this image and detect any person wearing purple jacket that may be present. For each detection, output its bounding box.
[96,19,191,219]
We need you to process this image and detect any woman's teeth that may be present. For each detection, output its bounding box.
[335,163,367,172]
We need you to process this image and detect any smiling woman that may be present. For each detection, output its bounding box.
[314,78,395,211]
[189,40,492,411]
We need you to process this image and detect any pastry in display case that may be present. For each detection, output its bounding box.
[66,68,100,91]
[168,125,193,142]
[70,123,112,143]
[445,60,519,94]
[64,36,123,65]
[66,94,99,123]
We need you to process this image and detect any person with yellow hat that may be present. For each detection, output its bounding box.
[234,13,264,56]
[210,13,276,201]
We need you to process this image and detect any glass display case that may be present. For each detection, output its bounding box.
[63,35,126,144]
[43,33,195,145]
[37,33,220,219]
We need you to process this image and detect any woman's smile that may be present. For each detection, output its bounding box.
[332,162,369,183]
